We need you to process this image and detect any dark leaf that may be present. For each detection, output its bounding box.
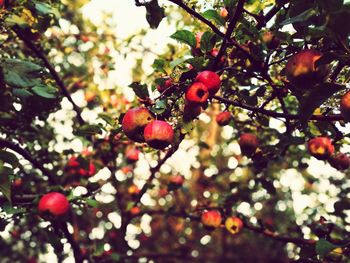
[170,30,196,48]
[128,82,149,99]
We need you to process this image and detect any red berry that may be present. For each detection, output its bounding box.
[38,192,70,216]
[157,79,172,92]
[328,153,350,170]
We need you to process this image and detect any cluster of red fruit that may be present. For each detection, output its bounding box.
[201,210,243,235]
[65,155,96,178]
[307,137,350,170]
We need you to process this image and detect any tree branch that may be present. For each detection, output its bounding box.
[213,95,343,121]
[14,29,85,125]
[168,0,225,38]
[0,138,58,185]
[212,0,246,70]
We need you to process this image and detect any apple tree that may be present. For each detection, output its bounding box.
[1,0,350,262]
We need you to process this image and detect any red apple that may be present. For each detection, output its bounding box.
[12,178,23,187]
[157,79,172,92]
[130,206,141,215]
[195,71,221,96]
[285,49,330,88]
[144,120,174,150]
[220,8,228,19]
[169,175,185,186]
[122,107,154,142]
[216,111,232,126]
[38,192,70,216]
[201,210,222,229]
[340,90,350,122]
[125,147,140,163]
[262,31,280,49]
[225,216,244,235]
[307,137,334,160]
[239,133,259,155]
[328,153,350,170]
[128,185,141,196]
[185,82,209,105]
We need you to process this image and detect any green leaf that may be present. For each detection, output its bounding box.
[0,162,11,202]
[298,83,346,125]
[0,150,19,168]
[152,59,166,73]
[201,9,225,26]
[13,88,34,98]
[2,59,42,88]
[2,203,26,215]
[200,31,217,53]
[128,82,149,99]
[34,2,60,18]
[111,253,121,261]
[75,124,102,136]
[98,112,116,126]
[170,30,196,48]
[86,198,99,208]
[145,0,165,29]
[32,85,58,99]
[316,239,338,258]
[151,99,167,114]
[280,8,317,26]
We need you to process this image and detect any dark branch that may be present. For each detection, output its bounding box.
[0,138,58,185]
[14,29,85,125]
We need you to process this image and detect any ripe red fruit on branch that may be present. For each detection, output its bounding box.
[239,133,259,156]
[169,175,185,186]
[328,153,350,170]
[125,147,140,163]
[157,79,172,92]
[128,184,141,196]
[195,32,204,49]
[216,111,232,126]
[340,91,350,122]
[185,82,209,105]
[144,120,174,150]
[122,107,154,142]
[285,49,330,88]
[201,210,222,229]
[262,31,280,49]
[38,192,70,216]
[225,216,244,235]
[307,137,334,160]
[195,71,221,96]
[220,8,228,19]
[66,156,96,177]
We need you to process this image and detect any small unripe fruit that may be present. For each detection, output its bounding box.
[125,147,140,163]
[340,91,350,122]
[239,133,259,156]
[195,71,221,96]
[38,192,70,216]
[285,49,330,88]
[220,8,228,19]
[307,137,334,160]
[144,120,174,150]
[157,79,172,92]
[185,82,209,105]
[128,185,141,196]
[130,206,141,215]
[328,153,350,170]
[201,210,222,229]
[216,111,232,126]
[225,216,243,235]
[169,175,185,186]
[262,31,280,49]
[195,32,204,49]
[122,107,154,142]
